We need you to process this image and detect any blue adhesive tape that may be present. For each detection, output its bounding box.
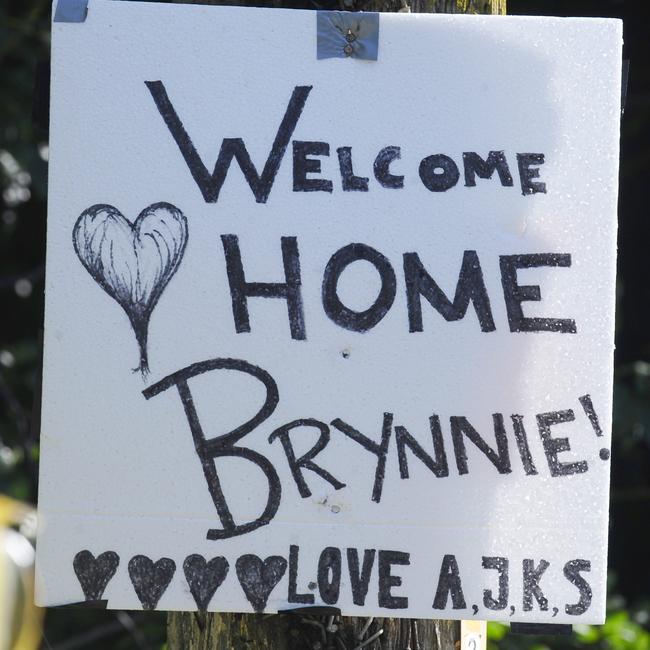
[53,0,88,23]
[317,11,379,61]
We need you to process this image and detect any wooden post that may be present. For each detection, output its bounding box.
[167,0,505,647]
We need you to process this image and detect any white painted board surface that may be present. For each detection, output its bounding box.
[37,0,622,624]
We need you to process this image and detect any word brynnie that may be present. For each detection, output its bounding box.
[143,360,608,541]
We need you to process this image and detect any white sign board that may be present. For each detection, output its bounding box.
[37,0,622,624]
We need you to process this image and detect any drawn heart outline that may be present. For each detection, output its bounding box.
[183,554,229,611]
[128,555,176,610]
[235,554,287,613]
[72,202,188,375]
[73,550,120,602]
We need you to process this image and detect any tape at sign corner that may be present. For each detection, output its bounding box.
[53,0,88,23]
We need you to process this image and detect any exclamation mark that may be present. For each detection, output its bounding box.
[578,394,610,461]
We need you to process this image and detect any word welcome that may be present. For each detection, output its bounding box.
[146,82,547,202]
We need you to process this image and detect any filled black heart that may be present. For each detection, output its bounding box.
[128,555,176,610]
[72,202,188,375]
[235,554,287,613]
[73,550,120,602]
[183,554,229,611]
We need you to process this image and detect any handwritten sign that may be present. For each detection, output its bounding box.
[36,1,622,624]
